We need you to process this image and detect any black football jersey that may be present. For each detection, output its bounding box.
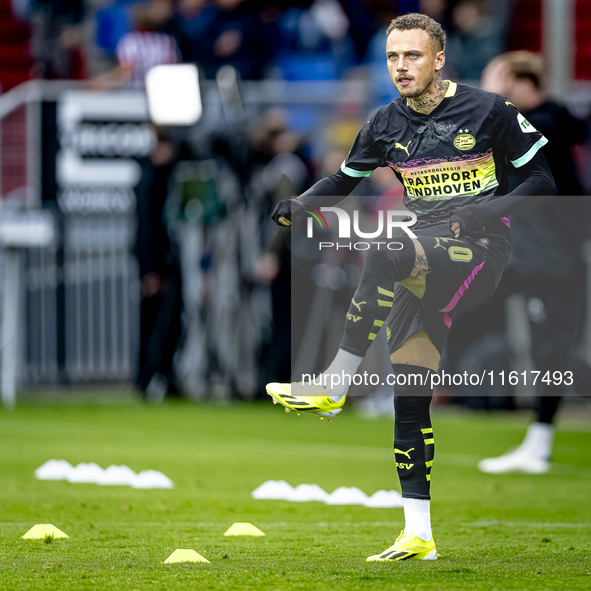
[341,81,548,226]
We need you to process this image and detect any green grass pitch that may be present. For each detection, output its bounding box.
[1,399,590,590]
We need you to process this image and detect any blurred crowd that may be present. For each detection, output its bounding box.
[129,55,591,413]
[130,51,591,414]
[17,0,524,86]
[132,100,408,401]
[7,0,591,415]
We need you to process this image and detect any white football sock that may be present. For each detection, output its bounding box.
[321,349,363,402]
[403,498,432,541]
[520,422,554,461]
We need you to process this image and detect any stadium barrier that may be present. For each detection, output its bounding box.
[0,79,371,397]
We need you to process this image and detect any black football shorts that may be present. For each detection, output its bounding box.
[386,220,512,355]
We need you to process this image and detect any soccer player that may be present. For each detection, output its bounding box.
[266,13,555,561]
[477,52,590,474]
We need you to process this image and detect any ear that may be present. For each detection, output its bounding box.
[435,50,445,72]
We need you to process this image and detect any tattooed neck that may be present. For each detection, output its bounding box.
[407,77,448,115]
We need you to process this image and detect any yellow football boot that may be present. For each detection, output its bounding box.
[366,531,438,561]
[265,381,344,420]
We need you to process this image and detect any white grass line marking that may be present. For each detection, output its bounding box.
[461,521,591,528]
[2,520,590,529]
[1,418,590,473]
[0,521,404,528]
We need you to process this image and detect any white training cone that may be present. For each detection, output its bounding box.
[365,489,404,508]
[288,483,329,503]
[97,465,137,486]
[132,470,174,489]
[325,486,368,505]
[251,480,293,500]
[35,459,73,481]
[67,463,104,484]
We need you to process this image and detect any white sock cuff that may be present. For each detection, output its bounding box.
[322,349,363,402]
[524,422,553,444]
[529,421,554,434]
[329,349,363,375]
[403,497,430,515]
[403,498,431,541]
[522,422,555,457]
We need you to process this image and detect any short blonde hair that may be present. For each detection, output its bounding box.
[386,13,446,52]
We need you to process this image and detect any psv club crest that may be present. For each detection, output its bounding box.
[453,129,476,151]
